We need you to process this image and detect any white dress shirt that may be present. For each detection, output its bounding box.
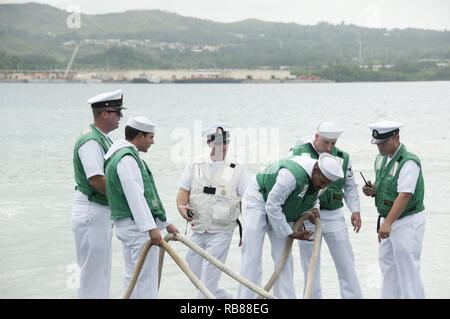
[342,159,360,213]
[265,156,319,238]
[76,128,111,202]
[386,144,420,194]
[78,140,106,179]
[116,143,170,233]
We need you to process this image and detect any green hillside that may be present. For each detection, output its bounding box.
[1,3,450,81]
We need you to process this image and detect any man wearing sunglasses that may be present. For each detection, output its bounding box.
[176,122,249,298]
[71,89,125,298]
[363,121,425,299]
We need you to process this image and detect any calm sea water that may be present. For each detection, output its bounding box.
[0,82,449,298]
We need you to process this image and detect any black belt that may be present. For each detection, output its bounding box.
[237,219,243,246]
[377,215,382,233]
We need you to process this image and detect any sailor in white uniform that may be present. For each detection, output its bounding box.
[176,122,249,299]
[363,121,425,299]
[104,116,178,299]
[291,122,363,299]
[237,153,344,299]
[71,89,125,298]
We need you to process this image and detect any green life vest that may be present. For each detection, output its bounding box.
[291,143,349,210]
[105,146,167,222]
[73,124,112,206]
[256,158,319,222]
[374,144,425,218]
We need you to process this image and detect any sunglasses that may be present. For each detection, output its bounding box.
[105,110,122,116]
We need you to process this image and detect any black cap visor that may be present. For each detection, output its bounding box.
[371,128,399,144]
[91,95,126,109]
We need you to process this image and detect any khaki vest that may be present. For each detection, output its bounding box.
[189,162,242,233]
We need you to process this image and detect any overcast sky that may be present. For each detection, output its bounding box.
[3,0,450,30]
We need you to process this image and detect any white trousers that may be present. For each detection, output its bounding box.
[379,211,425,299]
[237,191,296,299]
[71,195,113,299]
[115,218,160,299]
[186,231,233,299]
[298,208,362,299]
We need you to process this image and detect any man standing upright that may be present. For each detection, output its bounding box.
[71,89,125,298]
[176,122,248,298]
[363,121,425,299]
[291,122,363,299]
[104,116,178,299]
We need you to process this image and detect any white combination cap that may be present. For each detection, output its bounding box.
[318,153,344,181]
[369,120,403,144]
[203,122,232,144]
[87,89,126,109]
[127,116,155,133]
[316,121,344,140]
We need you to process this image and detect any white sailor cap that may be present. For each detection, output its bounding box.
[127,116,155,133]
[203,122,232,144]
[87,89,126,109]
[318,153,344,182]
[316,121,344,140]
[369,120,403,144]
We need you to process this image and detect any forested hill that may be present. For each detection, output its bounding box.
[1,3,450,81]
